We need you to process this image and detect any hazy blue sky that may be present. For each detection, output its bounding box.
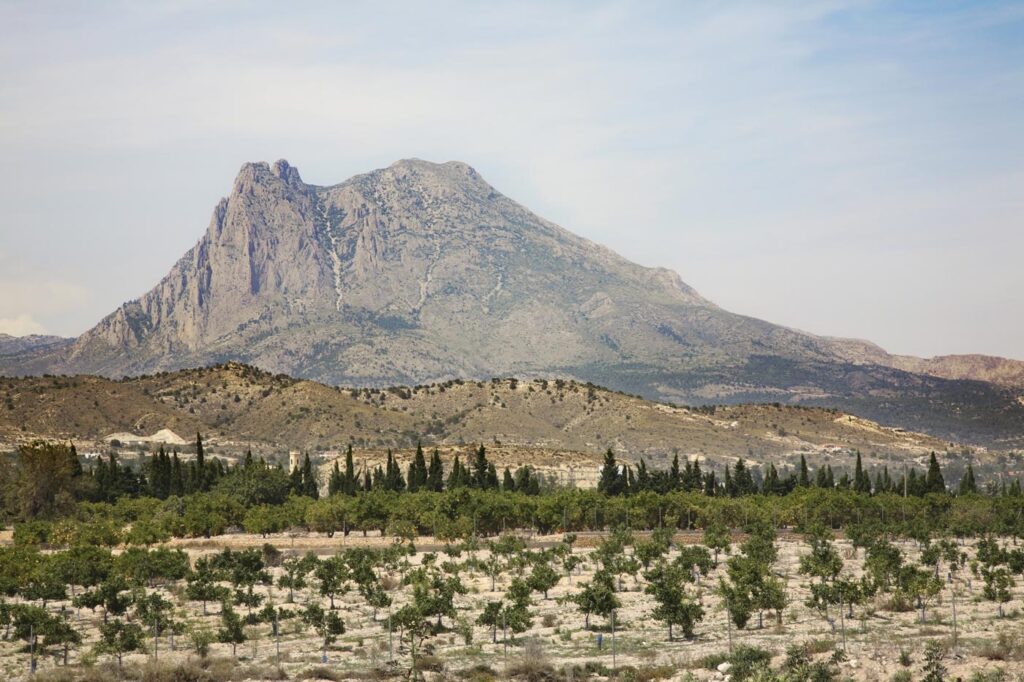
[1,1,1022,359]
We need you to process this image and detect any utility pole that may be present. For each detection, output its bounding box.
[611,610,617,671]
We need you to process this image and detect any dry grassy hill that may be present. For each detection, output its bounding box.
[0,363,959,473]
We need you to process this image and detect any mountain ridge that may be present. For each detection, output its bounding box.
[3,159,1023,446]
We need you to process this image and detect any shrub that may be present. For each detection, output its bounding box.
[975,632,1024,661]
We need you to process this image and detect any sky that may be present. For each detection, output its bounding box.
[0,1,1022,359]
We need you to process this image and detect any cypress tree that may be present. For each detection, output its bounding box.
[170,452,184,497]
[427,449,444,492]
[598,448,622,495]
[925,452,945,493]
[689,458,703,492]
[670,454,681,490]
[703,470,717,496]
[959,463,977,495]
[502,468,516,492]
[67,443,83,477]
[195,432,206,491]
[447,455,464,489]
[636,458,649,491]
[853,452,871,494]
[328,462,344,496]
[343,445,356,495]
[408,443,428,492]
[798,455,810,487]
[289,459,304,494]
[302,454,320,498]
[472,445,489,489]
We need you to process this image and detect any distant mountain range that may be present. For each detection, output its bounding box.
[3,159,1023,447]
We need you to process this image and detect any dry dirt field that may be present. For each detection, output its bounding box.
[3,531,1024,681]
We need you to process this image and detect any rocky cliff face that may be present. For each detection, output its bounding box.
[5,159,1023,446]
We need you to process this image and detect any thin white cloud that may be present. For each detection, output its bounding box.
[0,314,47,337]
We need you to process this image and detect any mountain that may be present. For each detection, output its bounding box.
[3,159,1023,446]
[0,333,71,356]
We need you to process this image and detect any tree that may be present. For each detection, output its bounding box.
[279,553,317,604]
[328,461,345,497]
[408,443,428,492]
[74,575,133,624]
[10,604,53,672]
[959,464,977,495]
[314,556,350,610]
[598,449,623,496]
[528,560,561,600]
[645,561,704,640]
[798,455,810,487]
[134,591,174,662]
[96,618,146,670]
[194,432,207,492]
[426,449,444,492]
[15,441,79,519]
[302,454,320,499]
[572,570,619,629]
[853,452,871,494]
[217,601,246,658]
[186,558,227,616]
[477,600,503,643]
[302,603,345,662]
[42,608,81,666]
[981,565,1013,617]
[703,522,731,567]
[925,453,946,494]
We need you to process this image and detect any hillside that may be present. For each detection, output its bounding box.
[2,159,1023,445]
[0,363,966,465]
